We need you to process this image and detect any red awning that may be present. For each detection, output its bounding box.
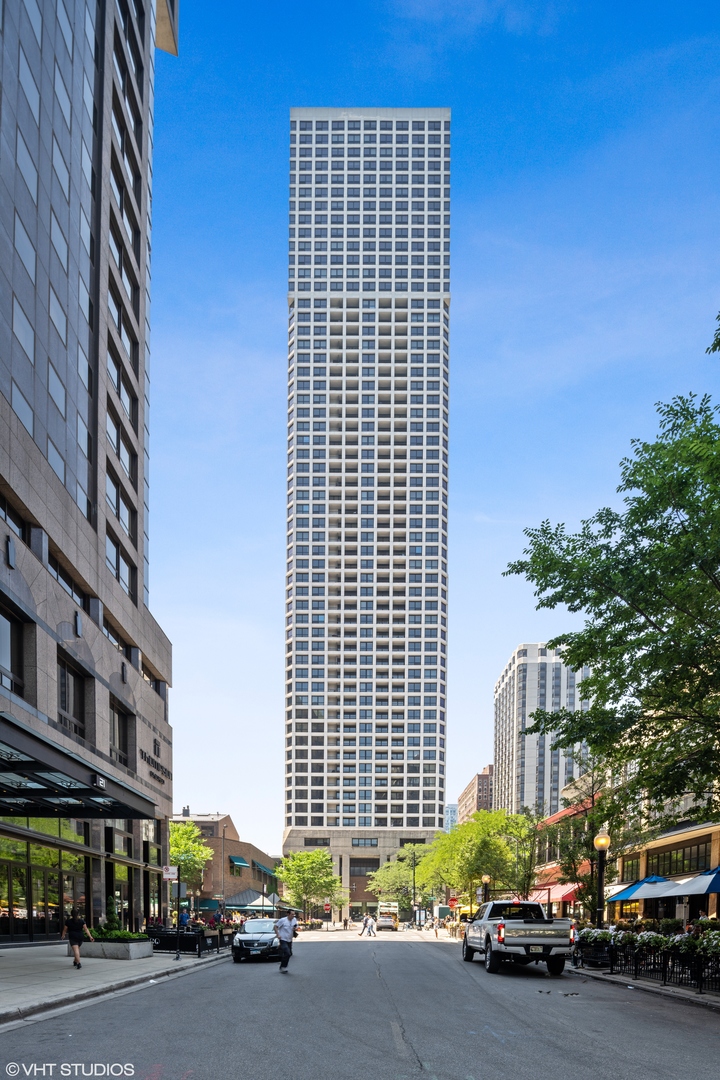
[530,883,567,903]
[561,886,578,902]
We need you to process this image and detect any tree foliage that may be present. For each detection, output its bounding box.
[538,762,644,917]
[168,821,214,891]
[506,395,720,824]
[275,849,344,917]
[367,812,542,910]
[366,844,433,907]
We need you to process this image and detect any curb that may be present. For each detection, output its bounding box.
[566,965,720,1013]
[0,950,229,1026]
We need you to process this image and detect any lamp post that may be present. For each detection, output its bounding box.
[221,824,227,921]
[593,827,611,928]
[482,874,491,904]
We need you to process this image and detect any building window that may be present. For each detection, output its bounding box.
[106,532,137,601]
[351,837,378,847]
[647,841,710,878]
[0,606,24,696]
[621,857,640,882]
[57,656,85,737]
[109,699,130,766]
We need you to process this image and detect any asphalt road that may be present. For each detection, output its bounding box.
[2,936,719,1080]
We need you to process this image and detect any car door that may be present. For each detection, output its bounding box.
[467,907,484,947]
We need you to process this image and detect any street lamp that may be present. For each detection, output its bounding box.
[221,824,227,922]
[482,874,491,904]
[593,827,611,929]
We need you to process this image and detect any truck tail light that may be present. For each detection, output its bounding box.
[497,921,505,944]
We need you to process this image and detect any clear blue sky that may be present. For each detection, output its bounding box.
[148,0,720,854]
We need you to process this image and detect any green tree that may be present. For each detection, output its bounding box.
[367,844,432,909]
[169,821,214,892]
[275,849,344,919]
[506,395,720,824]
[419,811,514,908]
[503,809,545,900]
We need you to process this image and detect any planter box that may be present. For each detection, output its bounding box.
[67,940,153,960]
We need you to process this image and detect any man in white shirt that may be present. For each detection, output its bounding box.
[274,912,299,972]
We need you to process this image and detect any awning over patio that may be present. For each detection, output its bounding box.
[529,883,568,903]
[224,888,281,910]
[651,867,720,898]
[608,876,669,904]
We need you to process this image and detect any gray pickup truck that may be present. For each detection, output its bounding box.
[461,900,572,976]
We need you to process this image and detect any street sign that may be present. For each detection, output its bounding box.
[324,903,331,912]
[448,898,458,908]
[476,887,484,901]
[162,865,178,881]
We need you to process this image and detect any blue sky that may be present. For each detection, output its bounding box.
[148,0,720,854]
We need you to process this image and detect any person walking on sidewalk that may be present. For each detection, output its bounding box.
[274,912,299,973]
[366,915,377,937]
[61,908,94,969]
[358,914,369,936]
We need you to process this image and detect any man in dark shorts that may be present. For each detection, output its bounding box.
[61,908,94,968]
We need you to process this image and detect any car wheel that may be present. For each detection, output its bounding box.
[484,939,500,973]
[232,954,242,964]
[546,957,566,976]
[462,937,475,962]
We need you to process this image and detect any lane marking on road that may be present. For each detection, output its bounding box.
[391,1020,410,1058]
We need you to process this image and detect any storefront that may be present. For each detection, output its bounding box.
[0,717,166,943]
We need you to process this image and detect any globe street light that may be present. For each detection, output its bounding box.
[482,874,491,904]
[593,828,611,929]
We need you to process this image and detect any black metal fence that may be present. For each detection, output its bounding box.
[148,929,234,956]
[608,945,720,994]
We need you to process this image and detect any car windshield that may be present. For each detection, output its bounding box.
[490,904,546,921]
[238,920,276,933]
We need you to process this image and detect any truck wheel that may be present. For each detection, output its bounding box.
[484,939,501,973]
[462,937,475,962]
[546,957,566,976]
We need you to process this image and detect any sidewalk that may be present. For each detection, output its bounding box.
[0,943,228,1025]
[567,964,720,1012]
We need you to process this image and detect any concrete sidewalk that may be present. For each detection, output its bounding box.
[0,943,228,1025]
[567,964,720,1012]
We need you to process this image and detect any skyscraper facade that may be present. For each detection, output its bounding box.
[282,108,451,912]
[493,644,587,817]
[0,0,178,941]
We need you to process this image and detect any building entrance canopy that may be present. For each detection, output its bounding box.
[0,715,156,819]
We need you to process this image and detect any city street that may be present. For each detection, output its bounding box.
[1,935,718,1080]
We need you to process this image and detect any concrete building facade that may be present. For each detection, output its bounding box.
[282,108,451,900]
[494,644,587,816]
[0,0,178,942]
[457,764,493,823]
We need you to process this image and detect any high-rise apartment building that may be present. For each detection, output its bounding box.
[457,763,493,823]
[494,644,587,816]
[282,108,451,913]
[0,0,178,942]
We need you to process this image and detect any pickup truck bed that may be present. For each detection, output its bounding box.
[462,901,572,976]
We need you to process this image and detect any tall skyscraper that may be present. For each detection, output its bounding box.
[493,644,588,816]
[282,108,450,915]
[0,0,178,941]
